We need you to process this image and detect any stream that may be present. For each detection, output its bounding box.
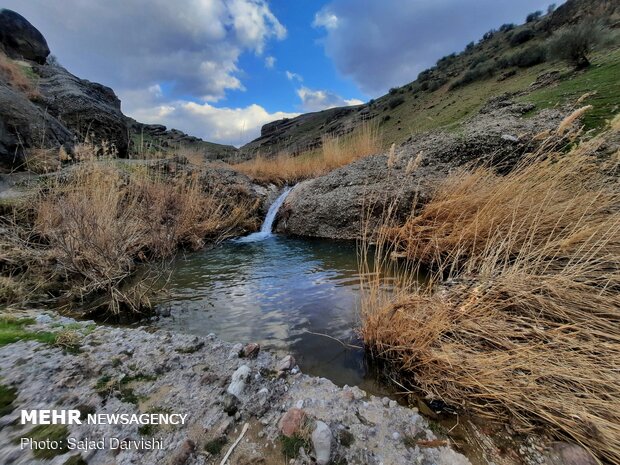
[154,189,395,396]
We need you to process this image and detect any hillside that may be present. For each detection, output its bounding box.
[240,0,619,158]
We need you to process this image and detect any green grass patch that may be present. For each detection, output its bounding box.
[280,434,310,459]
[18,424,69,459]
[0,316,56,347]
[0,384,18,416]
[204,436,227,455]
[522,49,620,131]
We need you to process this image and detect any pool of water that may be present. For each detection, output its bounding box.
[154,234,395,396]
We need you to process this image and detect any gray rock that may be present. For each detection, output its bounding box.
[36,64,129,157]
[0,83,73,170]
[312,420,332,465]
[227,365,251,398]
[0,9,50,64]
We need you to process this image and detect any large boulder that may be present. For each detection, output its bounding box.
[0,9,50,64]
[0,83,73,170]
[36,64,129,157]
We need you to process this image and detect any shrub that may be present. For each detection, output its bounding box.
[547,21,609,69]
[511,44,547,67]
[388,87,398,95]
[427,78,447,92]
[451,60,496,89]
[388,96,405,109]
[436,53,456,69]
[526,10,543,23]
[509,28,535,46]
[499,23,515,32]
[465,41,475,52]
[417,69,433,82]
[481,29,496,42]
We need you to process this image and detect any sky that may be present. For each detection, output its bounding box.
[3,0,561,146]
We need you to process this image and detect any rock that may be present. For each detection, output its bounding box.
[278,408,307,438]
[312,421,332,465]
[546,442,598,465]
[170,439,195,465]
[36,64,129,157]
[0,84,73,170]
[229,343,244,359]
[277,355,296,372]
[227,365,251,398]
[34,314,53,324]
[242,343,260,358]
[501,134,519,142]
[222,392,239,416]
[0,10,50,64]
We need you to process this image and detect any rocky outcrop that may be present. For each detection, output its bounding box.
[0,9,49,64]
[278,101,565,240]
[0,83,73,170]
[36,64,130,157]
[128,118,239,161]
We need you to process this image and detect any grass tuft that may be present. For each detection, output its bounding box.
[360,115,620,464]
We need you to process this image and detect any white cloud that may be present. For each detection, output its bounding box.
[285,71,303,82]
[124,86,299,146]
[3,0,286,102]
[313,10,340,30]
[264,56,276,69]
[296,86,363,112]
[313,0,561,95]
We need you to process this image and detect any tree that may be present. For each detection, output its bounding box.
[547,22,607,69]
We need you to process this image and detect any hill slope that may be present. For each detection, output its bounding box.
[240,0,619,158]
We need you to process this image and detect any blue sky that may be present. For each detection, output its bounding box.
[3,0,562,146]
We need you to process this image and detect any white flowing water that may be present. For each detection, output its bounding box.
[235,187,292,243]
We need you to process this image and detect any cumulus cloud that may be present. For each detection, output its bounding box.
[123,86,298,146]
[296,87,363,112]
[3,0,286,101]
[313,0,561,95]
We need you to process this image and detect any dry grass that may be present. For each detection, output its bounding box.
[360,115,620,463]
[1,158,256,316]
[0,50,41,100]
[234,122,381,184]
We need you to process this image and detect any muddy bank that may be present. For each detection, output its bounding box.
[0,311,470,465]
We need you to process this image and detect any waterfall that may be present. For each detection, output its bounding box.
[235,187,292,243]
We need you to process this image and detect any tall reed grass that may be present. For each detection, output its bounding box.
[360,112,620,463]
[233,122,381,184]
[1,158,256,315]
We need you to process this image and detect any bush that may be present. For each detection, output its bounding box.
[511,44,547,68]
[526,11,543,23]
[547,21,609,69]
[437,53,456,69]
[465,41,475,52]
[451,60,497,89]
[510,28,535,46]
[499,23,515,33]
[481,29,496,42]
[388,96,405,109]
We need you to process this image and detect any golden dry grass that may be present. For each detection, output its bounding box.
[2,157,256,315]
[360,115,620,463]
[0,50,40,100]
[233,122,381,184]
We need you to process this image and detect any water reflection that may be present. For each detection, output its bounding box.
[155,236,394,394]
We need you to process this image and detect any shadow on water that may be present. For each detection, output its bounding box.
[153,235,398,396]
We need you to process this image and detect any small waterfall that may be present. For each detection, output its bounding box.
[235,187,292,243]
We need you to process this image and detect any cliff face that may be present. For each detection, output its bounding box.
[0,9,237,171]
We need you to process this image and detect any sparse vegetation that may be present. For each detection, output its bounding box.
[360,115,620,464]
[0,316,56,347]
[234,122,381,184]
[0,49,41,99]
[0,383,17,416]
[19,425,69,459]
